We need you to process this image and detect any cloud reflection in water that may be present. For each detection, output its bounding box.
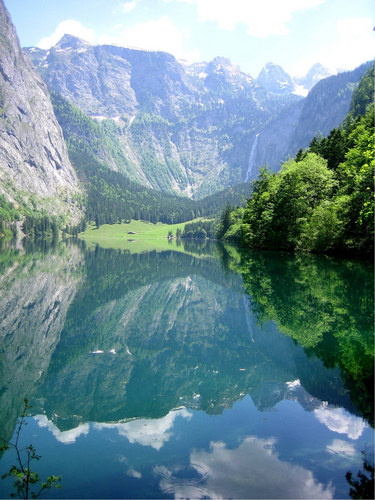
[94,407,192,450]
[156,436,334,499]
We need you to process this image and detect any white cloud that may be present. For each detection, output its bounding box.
[37,20,96,49]
[324,17,375,70]
[97,17,200,62]
[314,407,366,440]
[176,0,326,37]
[126,468,142,478]
[156,437,334,499]
[326,439,357,458]
[94,408,192,450]
[35,415,90,444]
[121,1,137,13]
[288,16,375,75]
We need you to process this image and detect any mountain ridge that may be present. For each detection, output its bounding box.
[24,34,366,198]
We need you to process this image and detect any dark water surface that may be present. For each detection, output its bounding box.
[0,240,373,499]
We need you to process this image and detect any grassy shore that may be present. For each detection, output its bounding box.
[79,220,189,252]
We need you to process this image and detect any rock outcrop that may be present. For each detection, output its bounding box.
[0,1,82,220]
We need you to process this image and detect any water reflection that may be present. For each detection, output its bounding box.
[27,245,367,432]
[0,241,83,441]
[156,436,334,499]
[220,244,374,425]
[0,241,373,499]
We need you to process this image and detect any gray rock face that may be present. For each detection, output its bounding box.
[0,245,83,441]
[26,37,295,197]
[0,2,82,219]
[24,33,370,197]
[256,62,295,95]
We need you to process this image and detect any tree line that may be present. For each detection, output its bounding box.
[219,65,374,257]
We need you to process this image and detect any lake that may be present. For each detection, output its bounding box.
[0,239,373,499]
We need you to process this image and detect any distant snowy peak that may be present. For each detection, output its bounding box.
[295,63,336,94]
[55,34,92,51]
[256,61,337,97]
[187,56,254,93]
[256,62,295,95]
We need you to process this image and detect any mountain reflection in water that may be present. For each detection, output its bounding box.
[0,240,373,499]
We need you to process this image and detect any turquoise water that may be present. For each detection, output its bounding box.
[0,241,373,498]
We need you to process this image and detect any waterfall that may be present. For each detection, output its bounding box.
[245,133,259,182]
[243,295,255,343]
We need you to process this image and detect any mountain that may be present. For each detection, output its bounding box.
[295,63,335,94]
[187,56,254,95]
[25,37,299,198]
[256,62,295,95]
[25,35,369,198]
[0,0,370,216]
[0,1,82,221]
[249,61,373,178]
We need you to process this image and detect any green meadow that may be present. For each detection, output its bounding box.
[79,219,189,252]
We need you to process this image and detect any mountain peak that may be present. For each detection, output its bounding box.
[211,56,232,67]
[295,63,336,93]
[55,34,92,50]
[256,62,294,95]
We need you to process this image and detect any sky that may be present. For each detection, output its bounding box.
[3,0,375,77]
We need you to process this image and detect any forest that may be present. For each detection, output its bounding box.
[51,91,252,226]
[219,65,374,257]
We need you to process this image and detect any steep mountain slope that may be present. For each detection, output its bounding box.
[251,62,372,178]
[26,37,298,198]
[256,62,295,95]
[24,33,370,199]
[0,2,82,220]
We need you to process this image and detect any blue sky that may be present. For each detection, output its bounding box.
[3,0,374,77]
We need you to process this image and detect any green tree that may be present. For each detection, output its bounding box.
[241,166,278,248]
[1,399,62,499]
[346,451,374,499]
[216,203,232,239]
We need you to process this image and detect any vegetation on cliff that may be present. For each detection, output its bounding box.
[220,66,374,257]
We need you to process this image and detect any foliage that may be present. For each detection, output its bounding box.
[219,207,244,240]
[240,153,339,251]
[346,451,374,499]
[0,195,20,238]
[181,219,217,239]
[221,246,374,424]
[219,67,374,257]
[216,203,232,239]
[1,399,61,499]
[348,63,374,119]
[0,193,77,241]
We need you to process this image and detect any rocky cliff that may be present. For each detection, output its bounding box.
[26,34,370,197]
[251,62,372,177]
[25,37,299,198]
[0,1,82,220]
